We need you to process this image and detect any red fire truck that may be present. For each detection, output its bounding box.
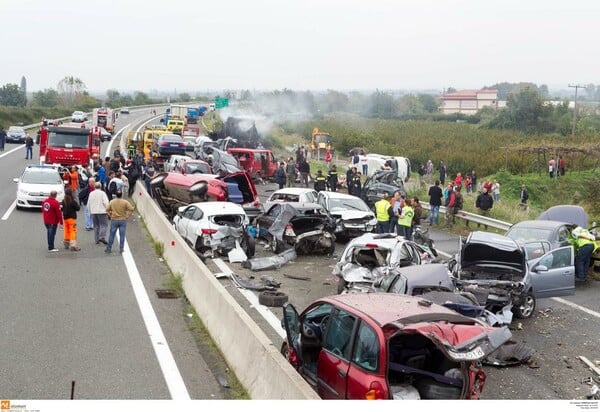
[38,123,102,167]
[92,107,117,134]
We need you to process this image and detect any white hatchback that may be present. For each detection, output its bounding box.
[14,165,65,209]
[263,187,318,211]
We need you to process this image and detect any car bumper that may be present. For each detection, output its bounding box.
[6,137,25,143]
[17,192,65,208]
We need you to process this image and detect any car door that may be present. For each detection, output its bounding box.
[317,192,329,211]
[317,308,357,399]
[178,205,201,245]
[255,204,280,238]
[528,246,575,298]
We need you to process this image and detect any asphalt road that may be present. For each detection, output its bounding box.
[0,110,231,400]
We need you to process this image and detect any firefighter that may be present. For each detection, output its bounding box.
[314,170,327,192]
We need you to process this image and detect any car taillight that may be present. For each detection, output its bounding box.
[365,381,386,400]
[287,346,299,368]
[161,142,169,146]
[365,243,378,248]
[284,224,295,237]
[201,228,218,235]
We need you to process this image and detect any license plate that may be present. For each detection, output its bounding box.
[170,143,179,147]
[449,346,485,360]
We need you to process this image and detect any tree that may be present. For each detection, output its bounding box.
[178,93,191,102]
[57,76,86,106]
[417,94,439,113]
[486,86,549,133]
[0,83,27,107]
[32,88,60,107]
[366,90,396,119]
[20,76,27,95]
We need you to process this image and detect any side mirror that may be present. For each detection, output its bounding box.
[535,265,548,272]
[13,178,19,183]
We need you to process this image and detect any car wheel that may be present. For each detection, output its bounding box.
[243,234,256,258]
[336,277,347,294]
[280,342,289,358]
[271,237,284,254]
[149,173,167,189]
[258,291,288,307]
[513,293,536,319]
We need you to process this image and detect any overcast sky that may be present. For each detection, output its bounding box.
[1,0,598,95]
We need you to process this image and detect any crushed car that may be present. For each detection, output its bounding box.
[360,169,407,209]
[332,232,439,294]
[450,231,576,320]
[254,202,336,255]
[316,191,377,240]
[172,201,255,260]
[280,293,512,400]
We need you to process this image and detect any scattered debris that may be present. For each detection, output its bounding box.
[258,290,289,307]
[227,240,247,263]
[283,273,310,281]
[217,375,231,388]
[155,289,180,299]
[483,339,534,367]
[578,356,600,378]
[260,275,281,288]
[242,248,297,271]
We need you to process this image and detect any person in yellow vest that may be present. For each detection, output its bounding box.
[397,198,414,240]
[568,225,598,282]
[374,193,393,233]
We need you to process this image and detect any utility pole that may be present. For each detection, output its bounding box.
[569,84,586,136]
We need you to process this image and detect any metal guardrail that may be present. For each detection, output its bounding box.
[419,202,512,231]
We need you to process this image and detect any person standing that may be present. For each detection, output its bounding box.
[397,198,414,239]
[78,177,96,231]
[69,166,80,200]
[389,191,402,233]
[426,160,434,184]
[105,190,135,254]
[428,180,443,226]
[314,170,327,192]
[88,181,110,245]
[559,155,566,176]
[520,184,529,209]
[374,193,393,234]
[327,164,338,192]
[569,225,598,282]
[348,168,362,197]
[548,158,556,178]
[475,187,493,229]
[25,134,34,159]
[275,162,286,189]
[325,149,332,171]
[285,157,297,187]
[418,164,426,186]
[360,153,368,176]
[299,158,310,188]
[96,162,107,190]
[453,186,464,223]
[444,186,457,228]
[491,179,500,202]
[439,160,446,184]
[61,189,81,251]
[411,197,423,235]
[42,190,63,252]
[471,170,478,193]
[0,126,6,152]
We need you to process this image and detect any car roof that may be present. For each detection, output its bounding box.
[319,191,359,200]
[183,201,246,214]
[345,232,407,247]
[270,188,316,196]
[321,293,468,327]
[508,220,567,231]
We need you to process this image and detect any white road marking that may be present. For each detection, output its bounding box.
[551,296,600,318]
[119,232,191,399]
[1,200,17,220]
[0,144,24,158]
[213,258,286,339]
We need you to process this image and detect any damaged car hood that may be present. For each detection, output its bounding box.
[459,232,526,279]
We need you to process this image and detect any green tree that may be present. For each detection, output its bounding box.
[32,88,60,107]
[133,91,150,105]
[179,93,191,102]
[20,76,27,95]
[57,76,86,106]
[319,90,349,114]
[417,94,439,113]
[366,90,396,119]
[486,86,548,133]
[398,94,423,115]
[0,83,27,107]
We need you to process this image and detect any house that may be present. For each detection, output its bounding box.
[440,88,499,115]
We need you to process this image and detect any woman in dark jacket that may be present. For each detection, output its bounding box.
[327,164,338,192]
[275,162,286,189]
[61,188,81,251]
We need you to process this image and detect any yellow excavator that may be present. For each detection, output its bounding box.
[310,128,332,160]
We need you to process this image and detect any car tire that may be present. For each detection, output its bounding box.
[258,291,288,307]
[513,293,536,319]
[150,173,167,189]
[336,277,347,294]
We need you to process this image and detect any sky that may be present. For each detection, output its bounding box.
[1,0,599,95]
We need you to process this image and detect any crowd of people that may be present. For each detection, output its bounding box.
[42,147,141,254]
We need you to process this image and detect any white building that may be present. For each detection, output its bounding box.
[440,89,499,115]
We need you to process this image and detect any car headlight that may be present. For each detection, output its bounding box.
[18,188,28,195]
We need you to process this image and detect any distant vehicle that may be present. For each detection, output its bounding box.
[98,127,112,142]
[227,148,278,182]
[120,107,130,114]
[309,128,332,160]
[163,154,193,173]
[39,124,101,167]
[6,126,28,143]
[280,293,511,399]
[352,154,412,182]
[179,159,212,175]
[92,107,116,134]
[153,134,187,157]
[13,164,66,209]
[71,111,86,122]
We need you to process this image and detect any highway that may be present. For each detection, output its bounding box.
[1,108,599,401]
[0,110,230,400]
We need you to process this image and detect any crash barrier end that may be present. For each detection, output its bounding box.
[132,183,319,400]
[420,202,512,232]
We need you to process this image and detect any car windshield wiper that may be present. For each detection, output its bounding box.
[342,202,364,211]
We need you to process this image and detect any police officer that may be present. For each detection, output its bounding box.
[569,225,598,282]
[374,193,393,234]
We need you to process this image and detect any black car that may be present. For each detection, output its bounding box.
[153,133,187,157]
[6,126,28,143]
[254,202,336,255]
[360,170,407,209]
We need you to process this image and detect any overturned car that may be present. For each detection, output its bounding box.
[360,170,407,209]
[450,231,576,319]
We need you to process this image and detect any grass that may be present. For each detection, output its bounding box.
[152,238,164,257]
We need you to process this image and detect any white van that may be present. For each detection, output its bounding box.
[352,154,411,182]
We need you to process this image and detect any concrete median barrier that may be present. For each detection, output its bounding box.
[132,182,319,400]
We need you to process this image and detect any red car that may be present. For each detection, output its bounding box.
[227,148,278,182]
[281,293,511,400]
[150,170,263,219]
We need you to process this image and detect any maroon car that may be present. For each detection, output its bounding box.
[281,293,511,400]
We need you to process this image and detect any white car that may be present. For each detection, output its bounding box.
[164,154,193,173]
[316,191,377,239]
[263,187,318,211]
[71,111,86,122]
[120,107,130,114]
[14,165,65,209]
[173,201,254,259]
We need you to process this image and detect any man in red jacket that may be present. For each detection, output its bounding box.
[42,190,64,252]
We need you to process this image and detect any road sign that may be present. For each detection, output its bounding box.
[214,97,229,109]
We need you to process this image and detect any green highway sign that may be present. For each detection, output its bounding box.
[214,97,229,109]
